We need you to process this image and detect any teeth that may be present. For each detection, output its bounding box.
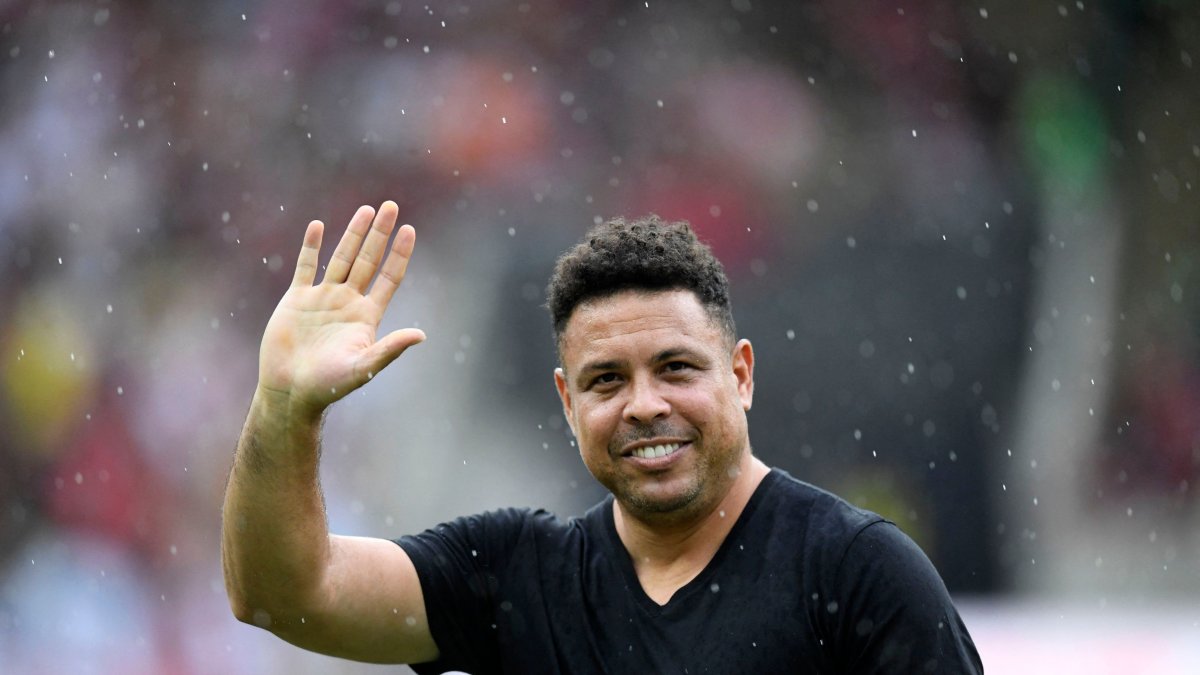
[631,443,681,459]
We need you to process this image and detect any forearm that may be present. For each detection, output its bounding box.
[222,386,331,628]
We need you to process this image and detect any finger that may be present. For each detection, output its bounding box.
[291,220,324,288]
[323,205,376,284]
[346,201,399,293]
[357,328,427,382]
[368,223,416,308]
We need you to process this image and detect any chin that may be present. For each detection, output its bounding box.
[620,480,704,516]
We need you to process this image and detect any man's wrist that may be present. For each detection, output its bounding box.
[252,384,327,428]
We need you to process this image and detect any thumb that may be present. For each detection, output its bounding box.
[359,328,427,381]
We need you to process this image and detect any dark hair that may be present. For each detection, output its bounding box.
[546,215,736,351]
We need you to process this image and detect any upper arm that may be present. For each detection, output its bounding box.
[269,534,439,665]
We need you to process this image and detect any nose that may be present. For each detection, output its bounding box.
[623,377,670,424]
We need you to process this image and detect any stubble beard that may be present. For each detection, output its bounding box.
[619,465,705,515]
[607,431,742,522]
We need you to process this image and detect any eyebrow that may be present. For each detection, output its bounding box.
[573,359,623,388]
[572,347,705,388]
[653,347,702,363]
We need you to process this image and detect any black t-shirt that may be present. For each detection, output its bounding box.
[396,468,982,674]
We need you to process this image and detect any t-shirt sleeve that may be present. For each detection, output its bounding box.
[394,508,532,675]
[829,521,983,674]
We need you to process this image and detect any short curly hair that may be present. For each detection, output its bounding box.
[547,215,736,353]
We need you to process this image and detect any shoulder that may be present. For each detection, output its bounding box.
[761,471,937,587]
[397,507,573,569]
[443,506,567,538]
[759,474,984,671]
[760,469,885,555]
[829,522,982,672]
[764,469,880,522]
[834,520,942,597]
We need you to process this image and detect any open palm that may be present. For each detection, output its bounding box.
[258,201,425,417]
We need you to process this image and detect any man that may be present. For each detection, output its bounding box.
[222,201,983,673]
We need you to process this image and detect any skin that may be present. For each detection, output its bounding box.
[554,289,770,604]
[222,202,439,663]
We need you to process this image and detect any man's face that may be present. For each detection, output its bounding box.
[554,289,754,521]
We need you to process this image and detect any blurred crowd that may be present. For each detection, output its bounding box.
[1,0,1197,672]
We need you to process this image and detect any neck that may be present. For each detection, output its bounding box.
[613,453,770,571]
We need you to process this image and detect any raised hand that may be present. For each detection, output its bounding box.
[257,201,426,418]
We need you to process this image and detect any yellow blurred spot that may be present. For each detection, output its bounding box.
[1,289,96,457]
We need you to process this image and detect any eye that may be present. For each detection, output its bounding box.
[590,372,621,388]
[664,361,691,373]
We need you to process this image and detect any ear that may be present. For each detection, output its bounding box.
[731,339,754,411]
[554,367,577,436]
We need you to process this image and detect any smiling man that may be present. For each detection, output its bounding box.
[222,203,983,673]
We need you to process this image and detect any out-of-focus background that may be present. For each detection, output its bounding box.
[1,0,1198,672]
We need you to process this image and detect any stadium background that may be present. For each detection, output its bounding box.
[1,0,1197,672]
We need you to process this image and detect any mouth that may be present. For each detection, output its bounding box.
[622,441,688,462]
